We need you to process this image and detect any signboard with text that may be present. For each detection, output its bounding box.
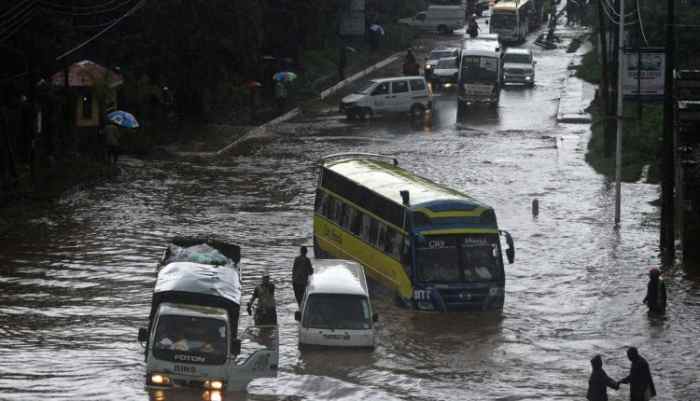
[622,48,665,99]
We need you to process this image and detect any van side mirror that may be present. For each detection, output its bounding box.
[138,328,148,343]
[294,311,301,321]
[231,338,241,354]
[500,230,515,264]
[372,313,379,322]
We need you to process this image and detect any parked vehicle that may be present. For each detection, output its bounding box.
[457,40,502,110]
[502,47,536,86]
[398,5,465,34]
[137,237,278,393]
[313,153,515,312]
[424,47,460,81]
[340,77,432,120]
[295,259,377,348]
[432,57,460,87]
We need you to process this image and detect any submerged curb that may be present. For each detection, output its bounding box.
[215,52,403,157]
[556,70,594,124]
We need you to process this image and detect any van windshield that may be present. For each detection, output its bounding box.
[153,315,228,365]
[303,294,371,330]
[356,81,378,95]
[503,53,531,64]
[430,50,455,60]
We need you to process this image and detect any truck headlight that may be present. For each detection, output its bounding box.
[425,64,432,69]
[150,373,171,386]
[525,76,532,80]
[205,380,224,390]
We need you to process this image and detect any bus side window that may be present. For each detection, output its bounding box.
[351,210,362,236]
[326,196,336,221]
[335,200,345,225]
[361,214,372,241]
[343,206,354,229]
[316,192,327,214]
[369,218,378,245]
[377,223,388,252]
[385,226,398,257]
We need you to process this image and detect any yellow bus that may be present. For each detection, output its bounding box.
[489,0,535,43]
[313,153,515,311]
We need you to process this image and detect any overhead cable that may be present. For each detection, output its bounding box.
[602,0,638,18]
[601,0,638,26]
[0,0,35,28]
[635,0,649,45]
[55,0,146,60]
[38,0,120,10]
[39,0,136,16]
[0,0,34,20]
[0,9,34,43]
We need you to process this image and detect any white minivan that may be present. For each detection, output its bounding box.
[295,259,377,349]
[340,76,432,120]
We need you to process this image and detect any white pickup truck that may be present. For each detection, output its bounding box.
[398,5,465,34]
[137,237,278,397]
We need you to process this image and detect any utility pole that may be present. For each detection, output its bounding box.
[661,0,675,264]
[614,0,625,225]
[597,0,610,152]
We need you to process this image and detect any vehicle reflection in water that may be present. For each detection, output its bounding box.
[148,389,224,401]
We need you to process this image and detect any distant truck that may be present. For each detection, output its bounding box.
[137,237,278,394]
[398,5,465,34]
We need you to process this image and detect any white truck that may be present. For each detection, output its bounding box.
[137,237,278,396]
[398,5,465,34]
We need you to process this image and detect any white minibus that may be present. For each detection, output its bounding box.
[295,259,377,348]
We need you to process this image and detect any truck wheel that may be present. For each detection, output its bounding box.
[410,104,425,120]
[346,111,356,120]
[437,25,448,35]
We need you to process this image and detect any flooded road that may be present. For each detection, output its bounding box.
[2,25,700,401]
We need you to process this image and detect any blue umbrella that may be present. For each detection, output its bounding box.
[273,71,297,81]
[107,110,139,128]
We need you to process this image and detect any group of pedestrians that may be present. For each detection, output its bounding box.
[246,246,313,326]
[587,348,656,401]
[587,268,667,401]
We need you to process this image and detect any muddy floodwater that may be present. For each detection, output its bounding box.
[1,26,699,401]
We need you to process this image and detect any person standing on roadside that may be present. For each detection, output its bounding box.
[292,246,313,306]
[274,79,287,114]
[643,268,667,314]
[618,347,656,401]
[338,44,347,82]
[102,121,121,164]
[587,355,619,401]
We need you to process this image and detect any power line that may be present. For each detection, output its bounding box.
[0,0,35,28]
[55,0,146,61]
[602,0,638,18]
[0,0,34,20]
[0,9,34,43]
[38,0,137,16]
[636,0,649,45]
[601,0,638,26]
[38,0,120,11]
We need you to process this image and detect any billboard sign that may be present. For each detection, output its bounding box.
[622,48,665,99]
[339,0,366,36]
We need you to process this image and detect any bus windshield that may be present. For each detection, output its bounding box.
[303,294,371,330]
[461,56,499,81]
[491,12,516,29]
[416,234,503,283]
[153,315,228,364]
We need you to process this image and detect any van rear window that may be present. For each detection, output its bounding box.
[410,79,426,91]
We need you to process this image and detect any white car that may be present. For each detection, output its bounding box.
[340,76,432,120]
[502,47,536,86]
[424,47,459,81]
[432,57,459,87]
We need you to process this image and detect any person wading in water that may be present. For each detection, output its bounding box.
[247,270,277,326]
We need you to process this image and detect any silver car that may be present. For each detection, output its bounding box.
[424,47,459,81]
[502,47,536,86]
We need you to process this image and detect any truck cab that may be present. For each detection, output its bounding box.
[138,237,278,395]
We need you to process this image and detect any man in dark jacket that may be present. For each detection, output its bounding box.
[292,246,313,306]
[587,354,619,401]
[247,270,277,326]
[643,268,667,313]
[619,347,656,401]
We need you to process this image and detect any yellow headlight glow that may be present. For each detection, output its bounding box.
[151,374,170,385]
